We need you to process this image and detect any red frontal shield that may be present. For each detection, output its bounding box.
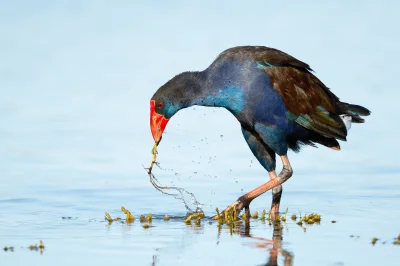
[150,100,169,142]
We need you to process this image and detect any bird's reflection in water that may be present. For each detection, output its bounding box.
[151,218,293,266]
[218,220,294,266]
[264,223,293,266]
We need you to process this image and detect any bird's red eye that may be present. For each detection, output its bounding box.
[157,102,164,108]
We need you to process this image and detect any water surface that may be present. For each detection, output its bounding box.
[1,116,399,266]
[1,1,400,265]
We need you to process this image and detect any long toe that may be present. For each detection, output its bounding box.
[212,199,247,220]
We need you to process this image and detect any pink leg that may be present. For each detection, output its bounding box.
[269,170,282,219]
[212,155,292,219]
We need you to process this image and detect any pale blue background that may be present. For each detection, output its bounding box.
[1,1,399,265]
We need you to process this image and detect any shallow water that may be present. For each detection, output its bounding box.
[1,86,400,266]
[1,115,400,266]
[2,1,400,265]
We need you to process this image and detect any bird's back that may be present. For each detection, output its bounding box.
[214,46,313,71]
[208,46,370,150]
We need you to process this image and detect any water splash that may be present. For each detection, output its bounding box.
[146,169,204,213]
[145,143,204,213]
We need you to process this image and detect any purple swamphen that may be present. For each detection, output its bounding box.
[150,46,370,218]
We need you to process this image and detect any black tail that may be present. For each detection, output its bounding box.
[337,102,371,123]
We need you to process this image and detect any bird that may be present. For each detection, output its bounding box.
[149,46,370,219]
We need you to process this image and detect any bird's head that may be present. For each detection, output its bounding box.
[150,72,203,143]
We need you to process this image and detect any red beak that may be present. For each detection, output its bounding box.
[150,100,169,143]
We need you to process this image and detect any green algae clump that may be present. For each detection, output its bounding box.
[184,212,204,224]
[121,206,135,222]
[252,211,259,219]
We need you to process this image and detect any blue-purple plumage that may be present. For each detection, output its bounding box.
[151,46,370,172]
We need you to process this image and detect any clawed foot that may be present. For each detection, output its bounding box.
[212,197,250,220]
[212,200,281,221]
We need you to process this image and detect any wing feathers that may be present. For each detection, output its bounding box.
[265,66,348,140]
[216,46,369,141]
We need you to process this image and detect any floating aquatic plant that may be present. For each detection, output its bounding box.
[121,206,134,222]
[195,217,201,226]
[215,208,221,220]
[184,212,204,224]
[105,212,120,223]
[3,247,14,252]
[105,212,113,222]
[261,210,266,220]
[28,240,45,253]
[292,212,323,228]
[280,208,288,222]
[252,211,259,219]
[297,213,321,225]
[139,213,153,223]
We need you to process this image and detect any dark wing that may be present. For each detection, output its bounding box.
[222,46,347,140]
[264,66,347,140]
